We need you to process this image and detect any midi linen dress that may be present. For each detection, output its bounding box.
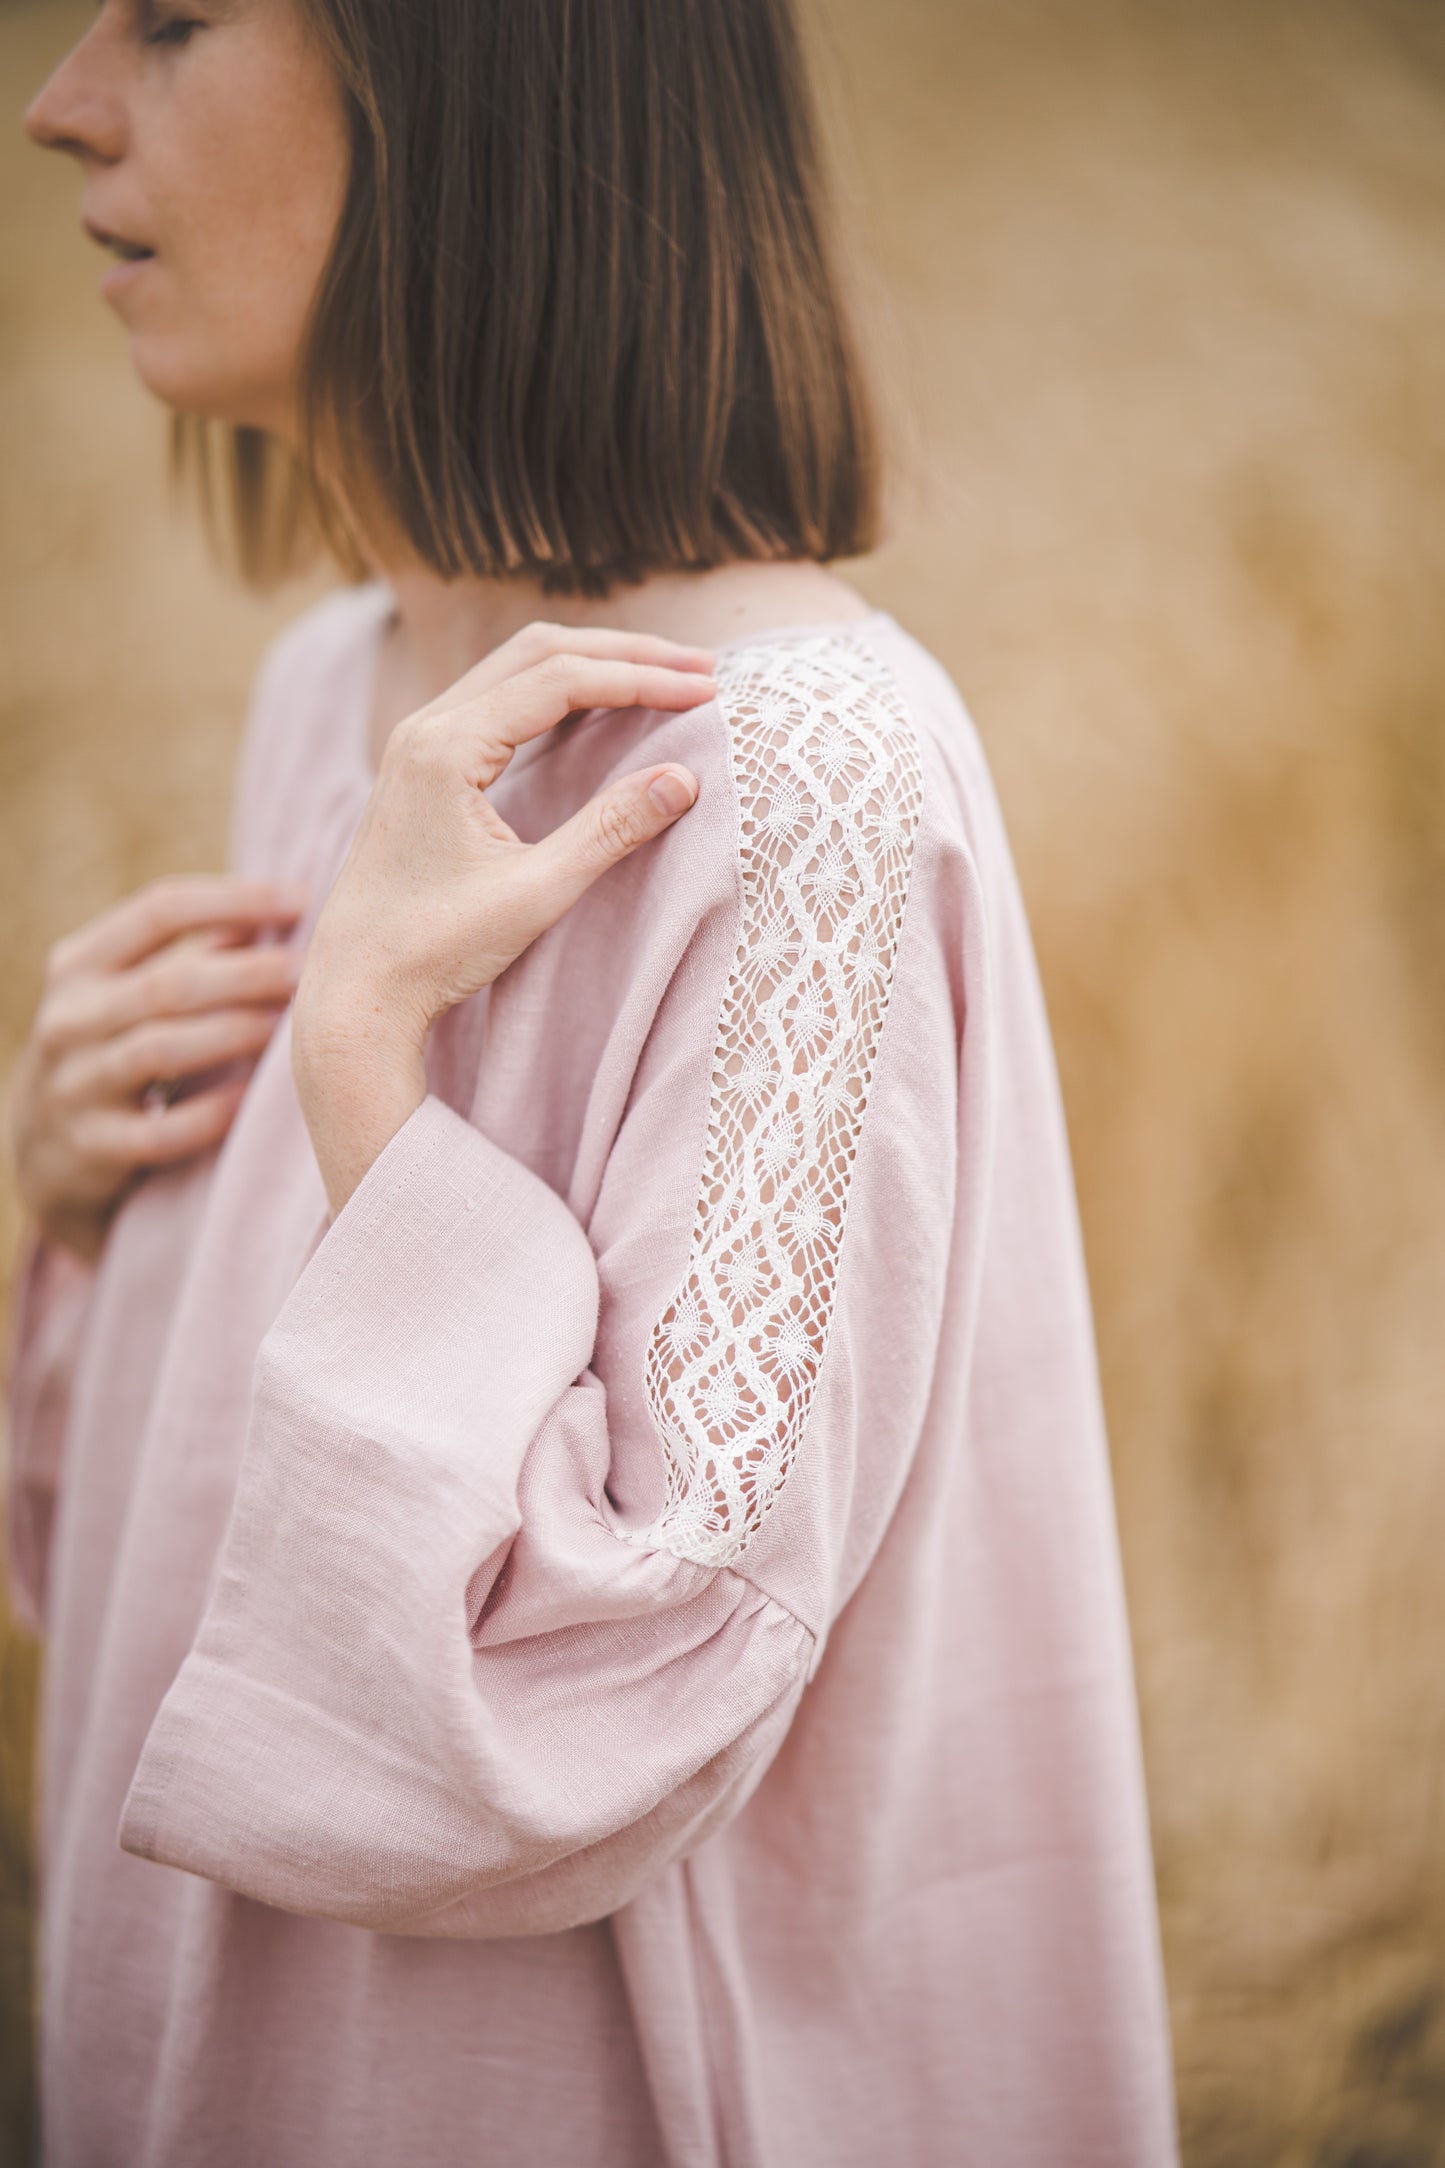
[6,587,1179,2166]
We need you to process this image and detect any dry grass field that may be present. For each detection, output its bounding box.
[3,0,1445,2160]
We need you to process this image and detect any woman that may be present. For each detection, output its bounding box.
[11,1,1177,2161]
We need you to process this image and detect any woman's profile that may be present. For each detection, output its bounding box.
[10,1,1178,2160]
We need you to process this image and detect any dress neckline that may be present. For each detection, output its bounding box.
[342,582,899,792]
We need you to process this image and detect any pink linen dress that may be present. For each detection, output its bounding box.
[6,587,1179,2166]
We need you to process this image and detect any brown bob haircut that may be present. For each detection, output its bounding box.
[184,0,881,596]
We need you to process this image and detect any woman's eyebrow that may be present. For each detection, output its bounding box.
[133,0,244,22]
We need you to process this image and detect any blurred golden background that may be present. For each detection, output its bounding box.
[3,0,1444,2159]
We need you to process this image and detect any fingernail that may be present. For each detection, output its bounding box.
[648,770,697,818]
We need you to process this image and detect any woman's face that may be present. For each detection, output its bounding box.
[25,0,349,435]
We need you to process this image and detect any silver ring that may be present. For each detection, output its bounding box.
[141,1078,178,1116]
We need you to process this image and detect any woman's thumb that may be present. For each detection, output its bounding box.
[518,765,700,928]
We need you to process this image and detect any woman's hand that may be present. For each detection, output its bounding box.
[292,621,716,1217]
[10,877,310,1263]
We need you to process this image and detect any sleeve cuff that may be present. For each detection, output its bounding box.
[262,1091,601,1445]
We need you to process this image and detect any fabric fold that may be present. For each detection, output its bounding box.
[4,1233,96,1630]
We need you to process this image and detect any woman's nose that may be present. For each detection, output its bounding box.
[25,19,127,162]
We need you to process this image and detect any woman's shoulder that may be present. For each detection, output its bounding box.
[708,611,999,868]
[700,614,1036,1032]
[668,616,997,992]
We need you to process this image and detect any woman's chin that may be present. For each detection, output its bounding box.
[125,337,282,433]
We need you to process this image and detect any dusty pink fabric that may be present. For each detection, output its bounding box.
[6,588,1178,2166]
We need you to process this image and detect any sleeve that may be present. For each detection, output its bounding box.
[117,636,951,1938]
[4,1233,97,1632]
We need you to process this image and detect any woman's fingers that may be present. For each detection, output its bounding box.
[66,1004,289,1103]
[186,922,270,953]
[512,765,700,932]
[87,1076,254,1172]
[431,656,716,768]
[41,940,305,1050]
[49,876,310,979]
[488,655,716,752]
[15,876,308,1254]
[431,622,715,710]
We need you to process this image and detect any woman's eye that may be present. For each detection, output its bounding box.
[144,16,202,46]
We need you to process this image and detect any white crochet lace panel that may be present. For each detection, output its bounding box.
[631,633,925,1570]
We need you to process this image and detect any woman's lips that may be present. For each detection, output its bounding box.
[83,218,158,295]
[98,252,155,299]
[82,216,155,292]
[84,217,155,259]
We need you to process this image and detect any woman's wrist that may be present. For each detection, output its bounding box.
[291,982,429,1218]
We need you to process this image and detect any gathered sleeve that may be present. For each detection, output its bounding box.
[4,1235,96,1631]
[118,633,960,1938]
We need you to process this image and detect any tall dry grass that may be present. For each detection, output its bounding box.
[3,0,1445,2160]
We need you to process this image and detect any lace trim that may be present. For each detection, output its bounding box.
[629,633,925,1569]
